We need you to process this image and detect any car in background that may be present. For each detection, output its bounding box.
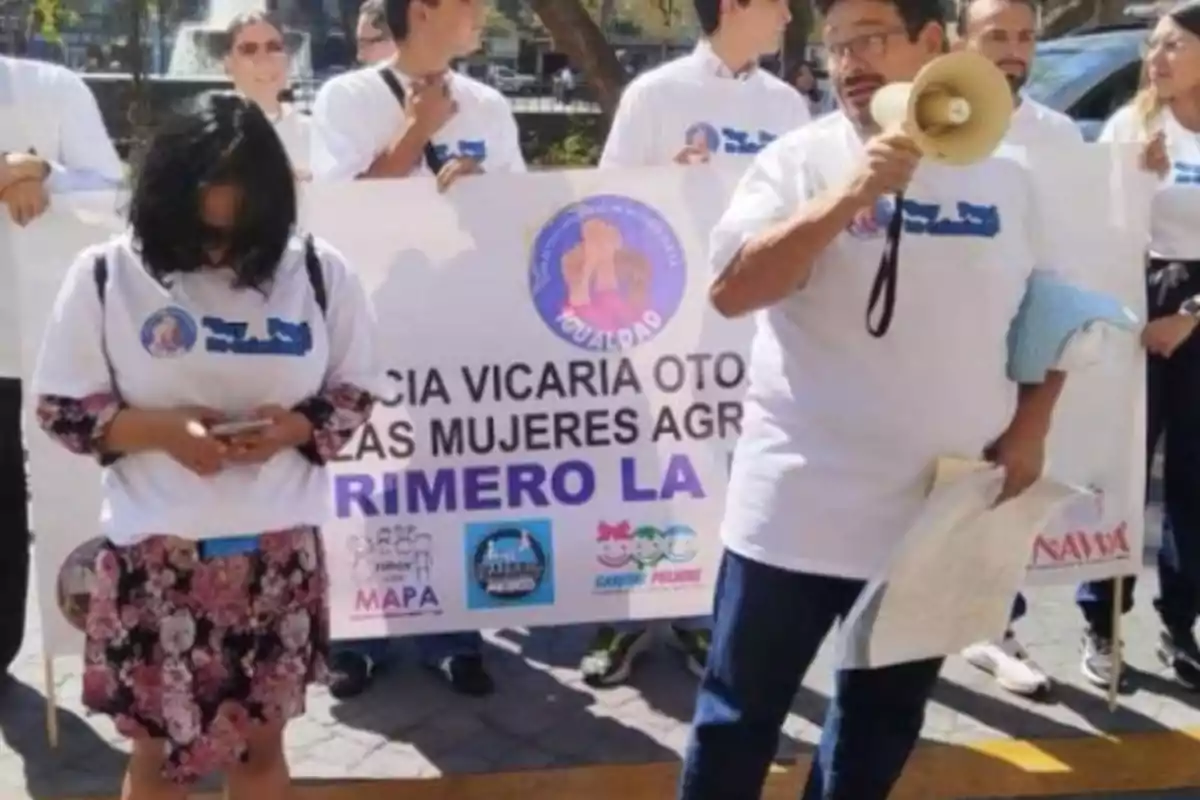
[1025,21,1147,140]
[488,64,539,96]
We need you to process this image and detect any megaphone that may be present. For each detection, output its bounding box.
[864,52,1015,340]
[869,51,1014,165]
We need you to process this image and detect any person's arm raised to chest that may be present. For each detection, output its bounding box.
[709,131,920,318]
[365,74,458,179]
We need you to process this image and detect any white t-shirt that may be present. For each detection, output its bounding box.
[715,113,1053,579]
[1102,104,1200,259]
[32,235,379,545]
[600,42,811,168]
[1004,96,1083,148]
[310,64,527,181]
[0,56,122,378]
[273,105,312,175]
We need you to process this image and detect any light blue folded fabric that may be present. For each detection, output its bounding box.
[1007,269,1140,384]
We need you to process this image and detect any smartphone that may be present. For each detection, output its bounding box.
[208,419,272,438]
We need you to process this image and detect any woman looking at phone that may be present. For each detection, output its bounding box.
[31,92,377,800]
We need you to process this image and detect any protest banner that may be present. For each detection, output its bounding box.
[11,155,1146,658]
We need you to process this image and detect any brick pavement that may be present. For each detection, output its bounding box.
[3,508,1200,799]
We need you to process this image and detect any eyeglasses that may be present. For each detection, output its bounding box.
[825,27,905,61]
[234,39,285,57]
[1143,36,1188,57]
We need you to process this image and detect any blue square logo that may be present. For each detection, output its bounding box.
[464,519,555,610]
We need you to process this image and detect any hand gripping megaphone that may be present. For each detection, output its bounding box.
[870,51,1015,165]
[865,52,1015,338]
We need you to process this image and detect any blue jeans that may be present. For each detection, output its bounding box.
[679,549,943,800]
[333,632,482,666]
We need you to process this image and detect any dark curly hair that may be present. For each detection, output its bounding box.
[127,92,296,291]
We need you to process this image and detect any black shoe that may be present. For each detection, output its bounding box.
[1157,628,1200,690]
[428,654,494,697]
[328,651,375,700]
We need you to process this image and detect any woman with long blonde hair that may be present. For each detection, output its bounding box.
[1076,0,1200,694]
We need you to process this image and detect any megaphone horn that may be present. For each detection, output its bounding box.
[864,52,1015,341]
[869,51,1015,166]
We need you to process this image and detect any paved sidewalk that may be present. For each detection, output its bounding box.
[4,518,1200,798]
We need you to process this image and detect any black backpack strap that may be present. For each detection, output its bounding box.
[304,235,328,317]
[378,66,447,175]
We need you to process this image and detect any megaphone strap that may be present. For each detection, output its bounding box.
[867,192,904,338]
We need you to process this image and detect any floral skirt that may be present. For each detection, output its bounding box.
[81,526,329,783]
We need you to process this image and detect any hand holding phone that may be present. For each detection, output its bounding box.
[208,419,273,439]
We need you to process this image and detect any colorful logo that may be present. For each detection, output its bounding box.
[140,306,198,358]
[529,195,687,353]
[684,122,720,155]
[465,519,555,609]
[594,521,702,593]
[846,197,895,240]
[347,522,441,619]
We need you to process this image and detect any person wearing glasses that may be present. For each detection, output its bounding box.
[218,11,311,179]
[677,0,1069,794]
[31,92,377,800]
[1075,0,1200,693]
[356,0,397,65]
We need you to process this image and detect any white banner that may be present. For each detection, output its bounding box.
[12,158,1146,656]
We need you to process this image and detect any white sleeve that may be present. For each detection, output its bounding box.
[310,79,380,181]
[317,242,383,393]
[599,82,655,169]
[46,68,123,191]
[1099,105,1140,143]
[487,97,527,174]
[32,244,113,400]
[709,141,801,278]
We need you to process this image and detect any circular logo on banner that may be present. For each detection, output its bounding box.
[529,195,687,353]
[472,526,548,603]
[846,197,896,240]
[56,537,105,633]
[140,306,198,358]
[684,122,721,154]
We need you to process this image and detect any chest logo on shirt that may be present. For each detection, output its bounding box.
[845,197,1001,240]
[684,122,776,157]
[431,139,488,166]
[529,194,686,353]
[1171,161,1200,185]
[202,316,314,356]
[140,306,199,358]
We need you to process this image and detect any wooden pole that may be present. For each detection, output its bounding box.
[43,656,58,748]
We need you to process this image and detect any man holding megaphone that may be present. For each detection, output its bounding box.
[678,0,1082,797]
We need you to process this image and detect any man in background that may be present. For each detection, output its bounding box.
[581,0,809,690]
[954,0,1083,699]
[0,54,121,688]
[356,0,397,65]
[311,0,523,699]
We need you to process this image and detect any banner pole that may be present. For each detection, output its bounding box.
[1107,575,1124,711]
[43,656,59,748]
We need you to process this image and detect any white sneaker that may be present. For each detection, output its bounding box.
[962,633,1052,696]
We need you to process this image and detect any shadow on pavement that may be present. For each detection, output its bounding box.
[329,635,677,777]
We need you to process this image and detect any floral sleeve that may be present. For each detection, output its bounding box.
[292,383,375,465]
[36,392,124,466]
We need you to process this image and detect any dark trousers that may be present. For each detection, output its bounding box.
[0,378,30,673]
[1077,260,1200,638]
[679,549,943,800]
